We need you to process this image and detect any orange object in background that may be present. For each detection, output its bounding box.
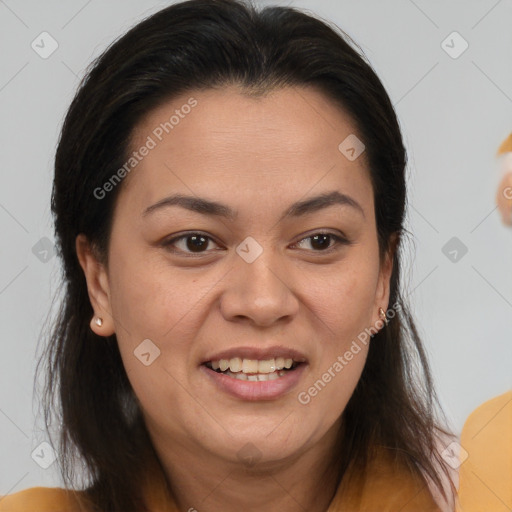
[456,391,512,512]
[496,133,512,226]
[498,133,512,154]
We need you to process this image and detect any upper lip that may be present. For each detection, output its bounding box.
[201,345,308,364]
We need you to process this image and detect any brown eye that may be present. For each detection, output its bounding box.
[163,233,220,255]
[294,232,350,252]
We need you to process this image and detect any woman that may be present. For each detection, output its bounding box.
[0,0,456,510]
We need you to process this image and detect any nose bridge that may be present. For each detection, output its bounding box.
[220,237,298,325]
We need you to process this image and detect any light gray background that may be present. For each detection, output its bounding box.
[1,0,511,494]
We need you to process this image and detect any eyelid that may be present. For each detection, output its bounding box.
[293,229,351,247]
[292,231,351,252]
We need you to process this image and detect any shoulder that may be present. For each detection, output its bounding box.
[363,449,443,511]
[457,391,512,511]
[0,486,87,511]
[329,447,443,512]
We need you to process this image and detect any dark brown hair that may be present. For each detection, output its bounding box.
[37,0,455,510]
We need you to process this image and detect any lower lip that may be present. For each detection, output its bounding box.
[200,363,307,401]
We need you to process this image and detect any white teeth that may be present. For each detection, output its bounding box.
[242,359,259,373]
[258,358,275,373]
[217,369,290,381]
[208,357,300,373]
[229,357,242,373]
[275,357,285,370]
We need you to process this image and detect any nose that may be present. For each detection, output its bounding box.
[219,247,299,327]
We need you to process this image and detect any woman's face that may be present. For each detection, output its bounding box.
[78,85,393,467]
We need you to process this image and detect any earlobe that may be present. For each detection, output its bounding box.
[75,234,116,336]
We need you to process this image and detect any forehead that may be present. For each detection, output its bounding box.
[120,85,372,214]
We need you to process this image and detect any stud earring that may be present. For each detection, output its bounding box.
[95,317,103,327]
[379,307,388,326]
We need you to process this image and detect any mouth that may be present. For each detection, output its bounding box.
[199,350,308,401]
[203,357,304,382]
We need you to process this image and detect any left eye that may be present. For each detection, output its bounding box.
[293,232,349,252]
[162,232,349,255]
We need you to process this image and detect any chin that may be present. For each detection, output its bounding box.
[201,426,310,467]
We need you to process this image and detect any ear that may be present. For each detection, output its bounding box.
[75,233,115,336]
[372,233,398,328]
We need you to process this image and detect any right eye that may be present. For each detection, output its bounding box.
[161,232,222,256]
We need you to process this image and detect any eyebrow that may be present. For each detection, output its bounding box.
[142,190,365,221]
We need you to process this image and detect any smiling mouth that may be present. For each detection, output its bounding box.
[203,357,303,382]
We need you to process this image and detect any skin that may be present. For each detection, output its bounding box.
[76,85,394,512]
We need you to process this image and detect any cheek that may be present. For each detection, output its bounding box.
[297,328,369,431]
[296,251,378,415]
[105,250,209,402]
[106,256,201,431]
[108,247,207,341]
[307,256,379,341]
[298,277,372,426]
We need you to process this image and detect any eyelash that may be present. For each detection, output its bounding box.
[161,231,351,257]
